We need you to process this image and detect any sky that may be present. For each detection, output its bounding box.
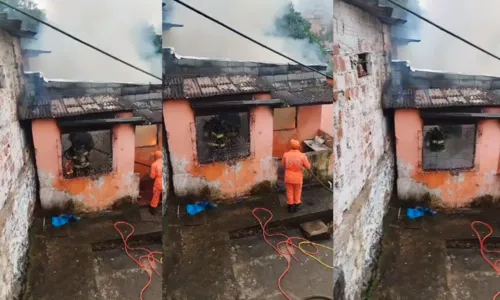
[397,0,500,76]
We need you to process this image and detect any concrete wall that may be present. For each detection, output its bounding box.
[31,112,140,212]
[395,108,500,206]
[272,105,324,158]
[0,29,37,300]
[333,2,395,299]
[163,96,278,201]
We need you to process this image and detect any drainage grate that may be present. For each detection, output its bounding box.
[446,237,500,249]
[91,231,162,252]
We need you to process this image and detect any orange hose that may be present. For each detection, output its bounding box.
[471,221,500,300]
[114,221,163,300]
[252,207,324,300]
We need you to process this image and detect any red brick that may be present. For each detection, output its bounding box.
[333,44,341,56]
[334,56,346,73]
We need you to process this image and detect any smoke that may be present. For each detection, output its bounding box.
[25,0,162,84]
[396,0,500,77]
[163,0,331,65]
[386,0,425,41]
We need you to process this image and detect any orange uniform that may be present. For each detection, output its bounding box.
[150,151,163,208]
[282,139,311,205]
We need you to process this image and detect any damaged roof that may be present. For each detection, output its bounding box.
[272,85,333,106]
[164,74,273,99]
[0,13,36,38]
[385,61,500,109]
[341,0,406,25]
[387,88,500,109]
[20,73,163,123]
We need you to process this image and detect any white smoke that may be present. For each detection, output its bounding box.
[163,0,331,64]
[25,0,162,83]
[397,0,500,77]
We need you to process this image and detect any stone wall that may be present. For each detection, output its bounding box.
[333,1,395,299]
[0,29,38,300]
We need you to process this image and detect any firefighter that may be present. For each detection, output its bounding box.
[205,116,227,149]
[149,151,163,215]
[426,127,446,152]
[282,139,311,213]
[64,132,94,177]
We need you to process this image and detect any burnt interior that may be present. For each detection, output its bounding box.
[60,126,113,179]
[421,112,478,171]
[194,105,251,164]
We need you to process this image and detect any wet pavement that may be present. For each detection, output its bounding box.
[22,207,162,300]
[163,186,333,300]
[369,206,500,300]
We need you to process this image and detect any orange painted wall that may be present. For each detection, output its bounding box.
[273,105,324,157]
[395,108,500,207]
[163,97,277,200]
[32,112,140,212]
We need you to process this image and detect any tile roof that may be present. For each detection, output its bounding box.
[386,88,500,109]
[20,73,163,123]
[272,85,333,106]
[0,13,36,38]
[163,74,273,99]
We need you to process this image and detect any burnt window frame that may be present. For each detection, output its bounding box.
[273,106,298,131]
[135,124,160,148]
[58,114,115,179]
[193,106,252,165]
[420,116,478,172]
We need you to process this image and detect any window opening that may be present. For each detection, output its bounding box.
[422,123,476,171]
[135,125,158,147]
[355,53,369,78]
[195,111,250,164]
[61,129,113,178]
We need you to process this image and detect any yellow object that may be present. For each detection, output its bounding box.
[298,241,334,269]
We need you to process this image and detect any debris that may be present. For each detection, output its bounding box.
[51,214,80,228]
[406,207,436,219]
[186,200,217,216]
[300,220,331,241]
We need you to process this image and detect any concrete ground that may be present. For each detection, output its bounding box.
[164,186,333,300]
[368,206,500,300]
[22,206,162,300]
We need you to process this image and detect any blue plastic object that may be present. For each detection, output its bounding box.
[52,214,80,228]
[407,207,436,219]
[186,200,217,216]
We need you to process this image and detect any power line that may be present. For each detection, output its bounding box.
[0,0,162,81]
[173,0,333,79]
[386,0,500,62]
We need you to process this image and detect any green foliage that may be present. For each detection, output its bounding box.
[0,0,46,32]
[274,3,327,59]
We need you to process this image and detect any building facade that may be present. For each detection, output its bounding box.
[0,14,38,300]
[333,1,399,298]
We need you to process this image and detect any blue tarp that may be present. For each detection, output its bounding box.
[186,200,217,216]
[407,207,436,219]
[52,214,80,228]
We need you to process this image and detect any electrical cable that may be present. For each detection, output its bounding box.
[172,0,333,80]
[114,221,163,300]
[0,0,162,81]
[252,207,333,300]
[470,221,500,300]
[385,0,500,63]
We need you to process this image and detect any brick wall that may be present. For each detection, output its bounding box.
[333,1,395,299]
[0,29,37,300]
